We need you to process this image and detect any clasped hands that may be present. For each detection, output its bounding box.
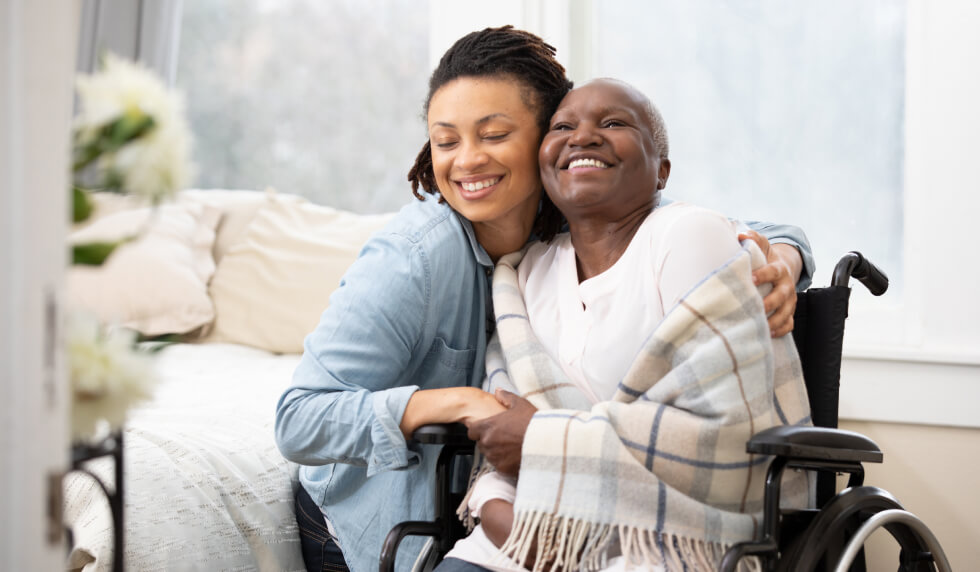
[463,388,536,478]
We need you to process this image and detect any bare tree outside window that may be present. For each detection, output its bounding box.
[176,0,430,213]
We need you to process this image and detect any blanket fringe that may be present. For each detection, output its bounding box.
[490,511,762,572]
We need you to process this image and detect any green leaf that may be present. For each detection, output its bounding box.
[72,187,93,223]
[72,241,122,266]
[137,334,180,351]
[108,113,155,147]
[72,138,103,173]
[71,114,156,174]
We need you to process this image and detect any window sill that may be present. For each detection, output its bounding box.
[844,344,980,367]
[838,349,980,429]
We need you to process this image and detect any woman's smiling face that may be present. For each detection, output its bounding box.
[427,76,543,235]
[538,79,669,222]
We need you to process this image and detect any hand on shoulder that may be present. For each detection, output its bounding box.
[739,230,802,337]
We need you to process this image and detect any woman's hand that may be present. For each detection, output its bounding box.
[399,387,505,438]
[458,388,509,425]
[465,389,537,477]
[739,231,804,338]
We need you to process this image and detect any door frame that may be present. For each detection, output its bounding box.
[1,1,78,568]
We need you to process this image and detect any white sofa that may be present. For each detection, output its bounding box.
[64,189,395,571]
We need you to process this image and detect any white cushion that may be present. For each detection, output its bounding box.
[202,197,394,353]
[68,199,221,336]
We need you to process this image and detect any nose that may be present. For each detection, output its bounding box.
[569,123,602,147]
[456,139,490,171]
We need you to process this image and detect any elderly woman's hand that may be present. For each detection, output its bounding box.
[739,231,804,338]
[465,389,537,478]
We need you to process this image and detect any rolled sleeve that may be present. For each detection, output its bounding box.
[367,384,421,475]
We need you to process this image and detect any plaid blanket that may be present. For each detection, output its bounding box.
[480,241,812,571]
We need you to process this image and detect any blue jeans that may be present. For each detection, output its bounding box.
[295,484,350,572]
[434,558,492,571]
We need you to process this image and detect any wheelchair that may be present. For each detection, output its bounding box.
[380,252,951,572]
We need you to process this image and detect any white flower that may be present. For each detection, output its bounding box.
[75,53,194,202]
[68,313,157,442]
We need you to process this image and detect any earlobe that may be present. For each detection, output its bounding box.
[656,159,671,190]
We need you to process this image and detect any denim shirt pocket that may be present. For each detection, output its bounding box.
[421,337,477,389]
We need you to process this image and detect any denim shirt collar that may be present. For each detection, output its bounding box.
[453,209,494,269]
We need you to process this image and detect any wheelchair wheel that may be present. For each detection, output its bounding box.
[778,485,904,571]
[834,509,952,572]
[411,537,438,572]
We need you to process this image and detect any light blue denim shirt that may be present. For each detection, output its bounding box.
[274,194,814,572]
[275,196,492,572]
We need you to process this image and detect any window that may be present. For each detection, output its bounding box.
[175,0,431,213]
[79,1,980,425]
[590,1,907,301]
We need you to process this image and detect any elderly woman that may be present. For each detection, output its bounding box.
[444,79,812,571]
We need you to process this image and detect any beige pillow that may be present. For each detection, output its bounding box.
[203,198,395,354]
[68,201,221,336]
[179,188,307,264]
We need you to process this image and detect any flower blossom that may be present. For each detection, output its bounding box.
[68,313,157,442]
[74,53,194,203]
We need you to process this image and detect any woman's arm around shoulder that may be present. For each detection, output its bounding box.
[660,195,815,291]
[739,219,814,291]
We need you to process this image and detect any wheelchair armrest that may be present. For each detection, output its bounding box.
[412,423,472,445]
[747,425,882,464]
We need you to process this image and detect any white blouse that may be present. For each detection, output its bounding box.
[518,202,740,403]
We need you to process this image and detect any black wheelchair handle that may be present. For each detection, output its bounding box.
[832,251,889,296]
[412,423,471,445]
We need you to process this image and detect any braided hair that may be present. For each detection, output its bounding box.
[407,26,573,241]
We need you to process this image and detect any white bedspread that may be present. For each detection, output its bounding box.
[64,343,305,572]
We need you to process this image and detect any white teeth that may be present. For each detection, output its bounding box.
[568,158,609,169]
[461,177,501,191]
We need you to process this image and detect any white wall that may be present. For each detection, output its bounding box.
[0,0,77,569]
[839,0,980,428]
[840,421,979,570]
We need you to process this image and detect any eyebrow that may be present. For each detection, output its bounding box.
[596,105,637,117]
[431,113,511,129]
[555,103,635,116]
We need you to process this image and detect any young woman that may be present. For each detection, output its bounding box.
[275,27,813,572]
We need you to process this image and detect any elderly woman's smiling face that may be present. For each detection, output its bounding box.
[538,79,670,222]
